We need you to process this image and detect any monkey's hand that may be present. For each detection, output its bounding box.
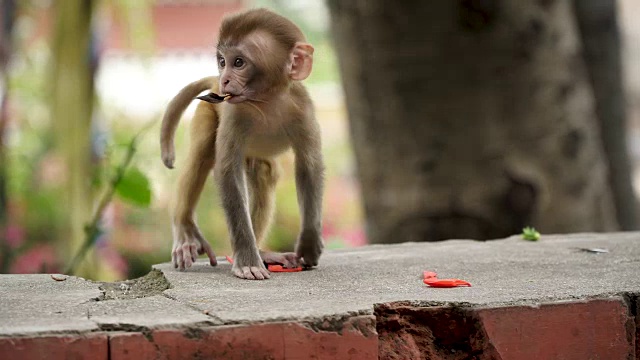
[232,250,271,280]
[171,221,217,270]
[260,251,301,268]
[295,229,324,267]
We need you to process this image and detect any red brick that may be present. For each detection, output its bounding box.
[0,334,107,360]
[109,332,159,360]
[283,316,378,360]
[110,316,377,360]
[478,299,634,360]
[152,323,286,360]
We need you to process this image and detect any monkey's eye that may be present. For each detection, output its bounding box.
[218,57,226,68]
[233,58,245,68]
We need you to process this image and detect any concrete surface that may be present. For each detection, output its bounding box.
[156,232,640,323]
[0,233,639,359]
[0,232,639,336]
[0,274,101,336]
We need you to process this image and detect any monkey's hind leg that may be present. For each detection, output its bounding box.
[171,102,218,270]
[246,158,300,268]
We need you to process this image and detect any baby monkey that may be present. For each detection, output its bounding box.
[160,9,324,280]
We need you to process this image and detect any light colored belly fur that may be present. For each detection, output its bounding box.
[244,130,291,159]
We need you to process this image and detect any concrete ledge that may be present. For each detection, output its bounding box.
[1,233,639,359]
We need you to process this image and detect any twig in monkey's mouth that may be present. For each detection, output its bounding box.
[196,92,233,104]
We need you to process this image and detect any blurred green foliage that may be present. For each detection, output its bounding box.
[1,0,363,281]
[116,167,152,207]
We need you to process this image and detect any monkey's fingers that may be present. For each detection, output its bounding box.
[174,247,185,270]
[295,234,324,268]
[297,252,320,268]
[233,266,271,280]
[198,242,218,266]
[180,243,198,269]
[261,251,300,269]
[283,253,302,268]
[191,227,217,266]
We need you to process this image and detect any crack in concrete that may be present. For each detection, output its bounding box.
[622,292,638,318]
[159,291,226,326]
[182,327,206,340]
[98,323,155,342]
[621,292,639,352]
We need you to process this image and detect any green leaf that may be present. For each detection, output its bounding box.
[521,226,540,241]
[115,166,152,207]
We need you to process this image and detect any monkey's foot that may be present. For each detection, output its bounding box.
[260,251,301,269]
[232,252,271,280]
[172,222,218,270]
[295,229,324,267]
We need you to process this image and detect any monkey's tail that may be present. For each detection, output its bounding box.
[160,76,216,169]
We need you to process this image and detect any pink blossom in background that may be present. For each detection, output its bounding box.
[11,244,58,273]
[343,228,367,247]
[5,224,25,248]
[322,222,337,239]
[97,245,128,277]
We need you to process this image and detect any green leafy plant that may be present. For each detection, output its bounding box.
[65,124,153,274]
[521,226,540,241]
[116,167,152,207]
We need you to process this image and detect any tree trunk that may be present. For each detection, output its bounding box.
[327,0,618,243]
[0,0,16,272]
[51,0,96,274]
[573,0,638,230]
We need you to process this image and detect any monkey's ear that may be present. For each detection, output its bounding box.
[289,42,314,81]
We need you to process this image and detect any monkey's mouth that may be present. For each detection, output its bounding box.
[225,94,247,104]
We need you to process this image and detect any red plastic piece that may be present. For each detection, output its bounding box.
[267,264,303,272]
[423,271,471,288]
[423,271,438,279]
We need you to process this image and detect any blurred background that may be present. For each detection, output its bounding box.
[0,0,638,281]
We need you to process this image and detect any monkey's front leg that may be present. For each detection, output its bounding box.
[290,123,325,267]
[246,158,302,269]
[294,162,325,267]
[171,104,219,270]
[216,141,270,280]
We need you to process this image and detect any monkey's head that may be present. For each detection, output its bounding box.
[216,8,314,104]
